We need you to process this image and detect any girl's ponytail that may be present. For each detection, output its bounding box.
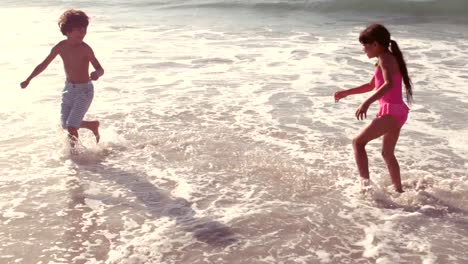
[390,40,413,104]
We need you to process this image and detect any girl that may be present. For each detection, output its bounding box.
[334,24,413,193]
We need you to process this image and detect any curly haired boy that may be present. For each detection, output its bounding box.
[21,9,104,145]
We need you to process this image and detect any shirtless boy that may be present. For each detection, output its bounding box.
[21,9,104,144]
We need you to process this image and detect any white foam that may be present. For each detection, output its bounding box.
[315,249,332,263]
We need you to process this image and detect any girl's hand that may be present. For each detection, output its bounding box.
[334,90,347,102]
[355,102,370,120]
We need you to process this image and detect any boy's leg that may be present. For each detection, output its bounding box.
[80,120,100,143]
[352,116,399,186]
[382,126,403,192]
[61,84,73,131]
[67,126,79,148]
[61,105,72,130]
[61,84,76,147]
[67,83,97,142]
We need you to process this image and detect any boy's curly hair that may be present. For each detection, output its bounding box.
[58,9,89,35]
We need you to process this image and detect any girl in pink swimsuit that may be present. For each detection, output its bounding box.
[334,24,413,193]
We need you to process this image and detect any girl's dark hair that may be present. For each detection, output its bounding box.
[58,9,89,36]
[359,24,413,103]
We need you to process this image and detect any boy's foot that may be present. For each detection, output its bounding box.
[70,147,80,155]
[90,121,100,143]
[68,134,79,154]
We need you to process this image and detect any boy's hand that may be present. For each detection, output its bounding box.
[90,71,100,81]
[20,80,30,89]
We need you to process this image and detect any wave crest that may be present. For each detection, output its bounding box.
[159,0,468,16]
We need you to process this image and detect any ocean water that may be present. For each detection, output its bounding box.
[1,0,468,263]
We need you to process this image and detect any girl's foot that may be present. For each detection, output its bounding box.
[360,178,372,193]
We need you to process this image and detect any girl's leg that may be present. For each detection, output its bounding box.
[382,125,403,192]
[352,116,399,186]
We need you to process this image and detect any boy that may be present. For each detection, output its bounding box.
[20,9,104,145]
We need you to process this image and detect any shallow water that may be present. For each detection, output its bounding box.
[1,1,468,263]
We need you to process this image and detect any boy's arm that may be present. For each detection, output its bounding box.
[334,76,375,102]
[20,44,60,89]
[88,47,104,81]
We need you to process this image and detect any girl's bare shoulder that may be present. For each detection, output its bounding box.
[379,53,399,72]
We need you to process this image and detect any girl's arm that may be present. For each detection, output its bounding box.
[334,76,375,102]
[355,55,396,120]
[20,44,60,89]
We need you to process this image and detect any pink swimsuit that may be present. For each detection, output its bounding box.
[374,66,409,127]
